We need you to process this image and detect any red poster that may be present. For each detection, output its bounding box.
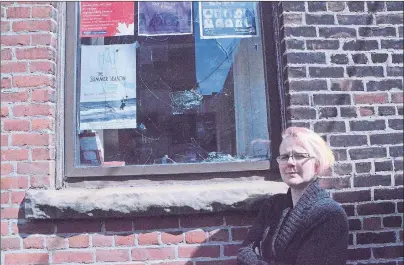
[80,2,135,38]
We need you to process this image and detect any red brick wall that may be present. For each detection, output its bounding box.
[1,1,403,265]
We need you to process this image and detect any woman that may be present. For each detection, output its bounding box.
[238,127,349,265]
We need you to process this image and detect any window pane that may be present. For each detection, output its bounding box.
[75,2,270,167]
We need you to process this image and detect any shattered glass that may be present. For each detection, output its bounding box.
[76,2,270,167]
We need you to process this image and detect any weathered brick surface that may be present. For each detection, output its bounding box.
[1,1,403,265]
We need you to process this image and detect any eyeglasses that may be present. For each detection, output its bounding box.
[276,153,314,163]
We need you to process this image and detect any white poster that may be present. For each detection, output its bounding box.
[80,43,137,130]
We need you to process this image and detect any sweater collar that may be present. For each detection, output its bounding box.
[274,179,330,258]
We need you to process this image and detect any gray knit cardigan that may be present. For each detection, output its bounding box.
[237,180,349,265]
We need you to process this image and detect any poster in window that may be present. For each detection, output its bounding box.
[199,2,259,39]
[138,2,193,36]
[80,2,135,38]
[80,43,137,130]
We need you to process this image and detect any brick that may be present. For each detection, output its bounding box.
[289,107,316,120]
[347,248,371,261]
[6,7,30,18]
[1,149,29,161]
[114,234,135,246]
[1,61,28,73]
[208,229,229,242]
[383,216,402,228]
[23,236,45,249]
[12,20,55,32]
[3,119,30,131]
[1,164,14,176]
[359,27,396,37]
[231,227,249,241]
[367,80,402,91]
[386,2,404,11]
[1,21,10,32]
[378,106,396,116]
[185,229,207,243]
[381,40,403,49]
[357,202,395,215]
[2,77,12,90]
[17,162,52,175]
[11,191,25,204]
[179,245,220,258]
[1,134,9,147]
[370,133,403,145]
[392,92,403,103]
[68,235,89,248]
[327,2,346,12]
[30,176,51,188]
[32,6,54,18]
[13,75,52,88]
[347,66,384,77]
[397,106,403,116]
[1,192,10,204]
[289,80,327,92]
[286,67,306,78]
[161,231,183,244]
[135,216,178,230]
[364,218,383,231]
[332,149,347,161]
[306,14,334,25]
[1,35,30,46]
[319,107,337,118]
[355,162,371,173]
[96,249,130,262]
[375,160,393,172]
[392,54,403,64]
[180,214,223,228]
[284,26,317,37]
[32,118,54,131]
[5,253,49,265]
[138,232,159,245]
[359,107,374,117]
[1,207,21,219]
[13,104,54,117]
[12,133,52,146]
[394,159,403,171]
[286,52,325,64]
[1,49,13,61]
[374,187,404,200]
[16,47,53,60]
[1,91,29,102]
[371,53,388,63]
[32,148,54,160]
[337,14,374,25]
[348,218,361,231]
[330,54,349,64]
[1,237,20,250]
[309,67,344,78]
[357,231,395,244]
[30,61,55,74]
[373,246,403,259]
[56,220,101,234]
[46,236,67,250]
[342,40,378,51]
[1,177,29,189]
[367,1,385,12]
[390,146,404,157]
[334,190,371,204]
[282,2,305,12]
[354,93,388,104]
[313,94,351,105]
[347,2,364,12]
[334,162,353,175]
[389,119,404,131]
[132,247,175,261]
[331,80,364,91]
[224,213,256,226]
[91,234,113,247]
[387,66,404,77]
[330,135,367,147]
[283,13,303,25]
[349,147,387,160]
[52,251,94,264]
[104,219,132,232]
[285,39,304,50]
[13,221,54,235]
[308,2,326,12]
[32,89,54,102]
[352,54,368,64]
[31,34,56,46]
[319,27,356,38]
[354,174,391,188]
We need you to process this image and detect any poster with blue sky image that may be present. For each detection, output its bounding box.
[80,43,137,130]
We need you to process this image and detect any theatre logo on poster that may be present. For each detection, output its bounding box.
[80,44,137,130]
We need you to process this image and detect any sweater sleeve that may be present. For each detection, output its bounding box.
[295,206,349,265]
[237,197,275,265]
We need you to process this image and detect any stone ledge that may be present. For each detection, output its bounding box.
[25,180,288,219]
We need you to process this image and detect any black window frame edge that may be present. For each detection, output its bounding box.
[62,2,286,180]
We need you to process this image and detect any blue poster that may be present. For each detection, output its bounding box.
[138,2,193,36]
[199,2,259,39]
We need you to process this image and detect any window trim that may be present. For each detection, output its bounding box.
[63,2,285,179]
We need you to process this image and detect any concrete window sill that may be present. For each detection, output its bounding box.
[25,180,288,220]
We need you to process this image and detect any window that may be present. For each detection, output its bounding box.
[64,2,284,178]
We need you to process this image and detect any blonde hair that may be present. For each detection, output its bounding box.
[281,127,335,175]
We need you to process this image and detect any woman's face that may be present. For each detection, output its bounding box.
[278,137,318,189]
